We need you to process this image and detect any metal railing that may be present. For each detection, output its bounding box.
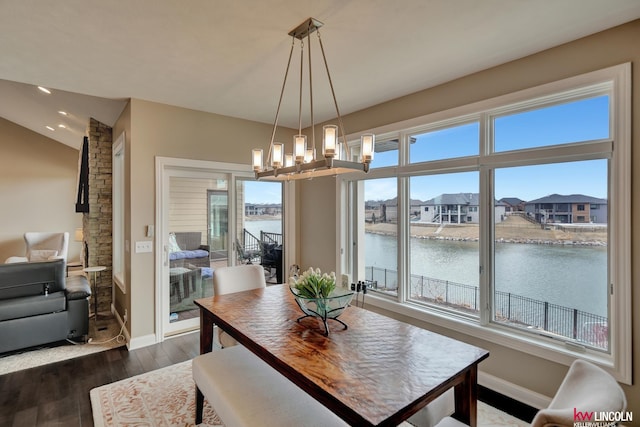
[237,229,283,265]
[261,231,282,245]
[236,229,261,263]
[365,265,608,350]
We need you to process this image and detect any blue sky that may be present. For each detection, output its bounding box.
[245,180,282,204]
[367,95,609,202]
[246,95,609,203]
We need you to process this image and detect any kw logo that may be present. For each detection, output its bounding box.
[574,408,594,421]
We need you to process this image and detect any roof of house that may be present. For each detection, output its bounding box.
[421,193,508,207]
[499,197,525,206]
[526,194,608,204]
[424,193,479,205]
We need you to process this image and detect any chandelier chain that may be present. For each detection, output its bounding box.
[307,23,315,154]
[267,37,296,166]
[317,29,350,159]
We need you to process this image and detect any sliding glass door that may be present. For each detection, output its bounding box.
[157,158,288,339]
[235,179,284,284]
[163,171,228,335]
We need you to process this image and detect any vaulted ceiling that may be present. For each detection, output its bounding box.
[1,0,640,149]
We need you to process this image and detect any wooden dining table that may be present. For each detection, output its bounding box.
[195,284,489,427]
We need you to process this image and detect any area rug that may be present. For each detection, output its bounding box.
[91,359,528,427]
[91,360,223,427]
[0,316,125,375]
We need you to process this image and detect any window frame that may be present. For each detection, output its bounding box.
[112,132,126,294]
[337,63,631,383]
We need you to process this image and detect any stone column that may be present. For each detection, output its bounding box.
[82,118,113,316]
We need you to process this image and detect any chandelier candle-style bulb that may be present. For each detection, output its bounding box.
[304,148,314,164]
[272,143,284,168]
[361,134,375,163]
[323,125,337,158]
[295,135,307,164]
[252,149,263,171]
[285,153,294,167]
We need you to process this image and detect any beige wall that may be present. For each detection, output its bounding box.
[122,99,294,341]
[297,19,640,417]
[0,117,83,262]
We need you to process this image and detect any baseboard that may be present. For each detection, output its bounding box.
[479,370,552,410]
[127,333,158,350]
[479,385,539,422]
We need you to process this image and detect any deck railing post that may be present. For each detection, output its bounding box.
[445,281,449,304]
[544,301,549,331]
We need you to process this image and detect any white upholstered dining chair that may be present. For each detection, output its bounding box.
[212,264,266,348]
[433,359,627,427]
[530,359,626,427]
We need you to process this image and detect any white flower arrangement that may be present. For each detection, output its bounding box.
[290,267,336,299]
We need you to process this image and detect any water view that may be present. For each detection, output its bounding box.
[244,218,282,237]
[244,219,607,318]
[366,232,607,317]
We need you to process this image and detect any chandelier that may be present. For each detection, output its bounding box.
[252,18,375,181]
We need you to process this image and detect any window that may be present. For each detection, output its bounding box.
[341,64,631,382]
[494,95,609,152]
[408,172,479,317]
[494,160,607,347]
[410,121,479,163]
[371,137,400,168]
[362,177,398,296]
[112,132,125,293]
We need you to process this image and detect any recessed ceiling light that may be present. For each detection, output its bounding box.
[58,124,66,129]
[37,86,51,94]
[58,111,68,116]
[46,126,55,131]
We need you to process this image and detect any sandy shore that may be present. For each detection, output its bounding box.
[366,215,607,246]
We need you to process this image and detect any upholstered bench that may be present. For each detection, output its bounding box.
[192,345,348,427]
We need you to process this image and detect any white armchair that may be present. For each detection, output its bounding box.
[4,232,69,264]
[531,359,627,427]
[433,359,627,427]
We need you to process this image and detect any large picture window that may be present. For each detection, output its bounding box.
[341,64,631,382]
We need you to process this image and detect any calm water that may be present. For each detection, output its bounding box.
[366,233,607,316]
[244,219,282,237]
[243,221,607,317]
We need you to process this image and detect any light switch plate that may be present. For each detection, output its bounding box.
[135,241,153,253]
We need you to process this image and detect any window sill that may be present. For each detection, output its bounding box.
[364,292,629,384]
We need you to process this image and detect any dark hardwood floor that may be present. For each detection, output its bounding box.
[0,329,535,426]
[0,331,200,427]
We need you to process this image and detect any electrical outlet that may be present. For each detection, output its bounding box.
[341,274,351,288]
